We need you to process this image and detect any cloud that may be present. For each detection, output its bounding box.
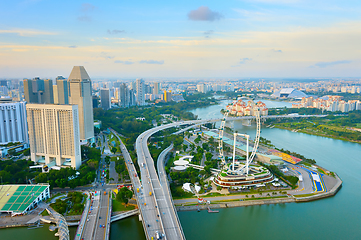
[77,16,92,22]
[107,29,125,35]
[272,49,282,53]
[78,3,96,22]
[99,52,114,60]
[313,60,351,68]
[81,3,96,12]
[114,60,134,65]
[188,6,223,21]
[240,58,252,64]
[139,60,164,64]
[0,29,57,36]
[203,30,214,38]
[68,45,77,48]
[251,0,299,3]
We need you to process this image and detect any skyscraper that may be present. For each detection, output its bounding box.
[68,66,94,142]
[23,78,54,104]
[153,82,160,95]
[53,85,58,104]
[136,78,145,106]
[26,104,81,169]
[100,88,111,110]
[56,77,69,105]
[92,95,99,108]
[164,90,172,102]
[0,102,28,145]
[118,83,130,108]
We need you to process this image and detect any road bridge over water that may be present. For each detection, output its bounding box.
[105,114,327,240]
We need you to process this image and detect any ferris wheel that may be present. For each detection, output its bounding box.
[218,104,261,169]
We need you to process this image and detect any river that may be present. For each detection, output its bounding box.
[2,99,360,240]
[180,99,361,240]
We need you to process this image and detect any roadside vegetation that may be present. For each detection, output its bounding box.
[111,156,130,182]
[0,159,41,184]
[50,192,85,215]
[112,187,134,211]
[258,162,299,188]
[34,146,101,189]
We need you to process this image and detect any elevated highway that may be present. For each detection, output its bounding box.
[111,114,327,240]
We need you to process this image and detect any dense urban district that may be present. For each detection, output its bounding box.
[0,68,359,240]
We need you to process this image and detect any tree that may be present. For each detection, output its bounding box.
[105,156,111,165]
[202,143,209,151]
[116,187,133,206]
[183,144,188,152]
[111,147,117,154]
[7,149,16,156]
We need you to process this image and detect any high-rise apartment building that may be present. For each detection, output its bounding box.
[196,83,207,93]
[136,78,145,106]
[53,85,58,104]
[92,95,99,108]
[153,82,160,95]
[56,77,69,105]
[26,104,81,169]
[23,78,54,104]
[129,89,136,106]
[68,66,94,142]
[129,81,136,91]
[118,83,130,108]
[100,88,111,110]
[164,90,172,102]
[0,102,28,145]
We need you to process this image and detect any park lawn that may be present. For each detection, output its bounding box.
[204,192,224,197]
[112,198,136,212]
[41,210,49,216]
[172,186,196,199]
[294,193,316,198]
[46,192,62,203]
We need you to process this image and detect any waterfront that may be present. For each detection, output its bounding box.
[191,99,293,122]
[1,99,360,240]
[181,100,361,240]
[1,225,77,240]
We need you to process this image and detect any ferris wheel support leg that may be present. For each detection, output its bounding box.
[232,133,237,172]
[246,135,249,175]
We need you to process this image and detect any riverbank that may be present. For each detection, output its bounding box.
[176,173,342,212]
[274,125,361,144]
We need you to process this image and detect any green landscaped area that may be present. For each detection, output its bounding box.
[40,209,49,216]
[50,192,85,216]
[112,197,136,212]
[294,193,316,198]
[172,186,196,199]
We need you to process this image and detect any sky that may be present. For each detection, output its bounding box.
[1,0,361,79]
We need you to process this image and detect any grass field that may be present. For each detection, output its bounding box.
[112,198,136,212]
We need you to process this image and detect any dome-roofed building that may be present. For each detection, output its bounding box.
[271,88,307,99]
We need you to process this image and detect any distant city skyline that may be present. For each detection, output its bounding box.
[1,1,361,78]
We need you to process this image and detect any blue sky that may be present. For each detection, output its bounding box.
[1,0,361,78]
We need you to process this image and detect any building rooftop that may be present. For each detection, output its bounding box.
[68,66,90,81]
[0,184,48,214]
